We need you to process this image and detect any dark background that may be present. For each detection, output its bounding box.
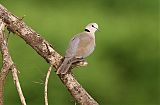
[0,0,159,105]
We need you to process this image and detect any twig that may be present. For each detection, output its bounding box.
[44,65,53,105]
[11,64,27,105]
[0,4,99,105]
[0,19,26,105]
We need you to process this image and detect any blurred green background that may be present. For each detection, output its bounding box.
[0,0,159,105]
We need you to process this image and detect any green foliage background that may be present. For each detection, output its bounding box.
[0,0,159,105]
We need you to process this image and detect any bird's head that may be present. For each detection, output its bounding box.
[85,23,99,33]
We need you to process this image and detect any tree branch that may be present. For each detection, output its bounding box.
[0,4,99,105]
[0,19,10,105]
[44,65,53,105]
[11,64,27,105]
[0,19,26,105]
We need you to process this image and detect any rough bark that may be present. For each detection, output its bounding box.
[0,19,9,105]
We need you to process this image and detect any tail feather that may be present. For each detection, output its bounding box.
[56,58,72,74]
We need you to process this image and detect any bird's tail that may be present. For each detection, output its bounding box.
[56,58,72,74]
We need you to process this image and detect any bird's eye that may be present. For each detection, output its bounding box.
[92,25,94,27]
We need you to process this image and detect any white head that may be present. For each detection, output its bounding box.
[85,23,99,33]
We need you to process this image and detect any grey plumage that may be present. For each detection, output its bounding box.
[57,23,98,74]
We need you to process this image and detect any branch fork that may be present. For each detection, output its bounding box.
[0,4,99,105]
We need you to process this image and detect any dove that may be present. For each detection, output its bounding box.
[57,23,98,74]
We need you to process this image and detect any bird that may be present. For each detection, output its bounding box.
[56,23,99,74]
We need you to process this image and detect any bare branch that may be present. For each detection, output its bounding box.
[0,19,10,105]
[0,4,99,105]
[44,65,53,105]
[11,64,27,105]
[0,19,26,105]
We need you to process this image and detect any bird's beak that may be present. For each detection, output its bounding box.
[96,28,100,31]
[93,26,100,31]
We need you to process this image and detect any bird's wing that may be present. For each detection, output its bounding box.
[65,35,80,57]
[75,32,95,57]
[65,32,95,58]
